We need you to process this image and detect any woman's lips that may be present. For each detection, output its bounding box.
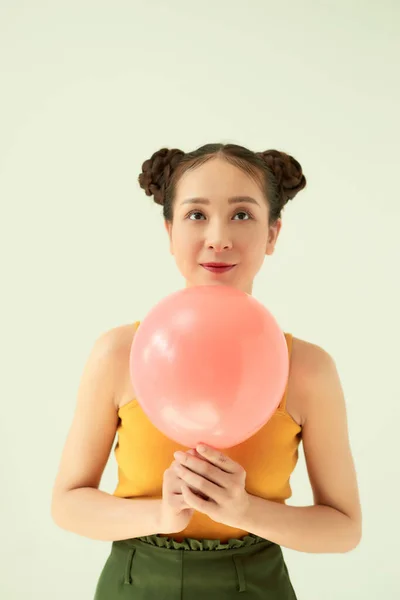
[201,263,236,274]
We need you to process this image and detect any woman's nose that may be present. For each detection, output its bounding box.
[205,225,233,251]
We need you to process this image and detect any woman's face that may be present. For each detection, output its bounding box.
[165,157,281,294]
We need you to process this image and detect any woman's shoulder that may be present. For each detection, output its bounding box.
[291,335,334,377]
[97,322,139,410]
[287,335,336,426]
[99,321,138,349]
[291,335,331,363]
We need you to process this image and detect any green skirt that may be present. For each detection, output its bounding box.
[93,533,297,599]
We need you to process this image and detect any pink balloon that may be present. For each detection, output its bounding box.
[130,285,289,449]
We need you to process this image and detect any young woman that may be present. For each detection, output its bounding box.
[51,143,362,599]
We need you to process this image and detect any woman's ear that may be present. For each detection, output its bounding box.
[164,220,174,255]
[266,219,282,256]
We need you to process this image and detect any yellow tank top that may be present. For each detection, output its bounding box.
[113,322,302,541]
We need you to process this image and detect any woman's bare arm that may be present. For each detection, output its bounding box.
[50,327,163,541]
[240,343,362,552]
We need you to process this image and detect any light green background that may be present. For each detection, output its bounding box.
[1,1,398,598]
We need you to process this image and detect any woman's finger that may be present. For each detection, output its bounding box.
[194,445,242,474]
[173,452,229,487]
[173,462,223,502]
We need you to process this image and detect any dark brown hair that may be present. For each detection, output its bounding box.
[138,143,306,224]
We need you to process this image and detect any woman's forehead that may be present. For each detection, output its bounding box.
[175,158,264,201]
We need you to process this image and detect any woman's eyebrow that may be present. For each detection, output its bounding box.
[181,196,260,206]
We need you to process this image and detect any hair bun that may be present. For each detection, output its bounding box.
[138,148,185,206]
[257,149,306,204]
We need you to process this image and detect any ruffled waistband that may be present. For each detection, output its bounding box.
[134,533,269,551]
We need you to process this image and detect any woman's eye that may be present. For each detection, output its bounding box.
[187,210,251,221]
[233,211,251,220]
[188,211,206,220]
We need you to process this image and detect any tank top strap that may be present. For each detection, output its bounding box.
[277,332,293,412]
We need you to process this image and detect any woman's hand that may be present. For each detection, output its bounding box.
[158,459,194,535]
[173,444,250,530]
